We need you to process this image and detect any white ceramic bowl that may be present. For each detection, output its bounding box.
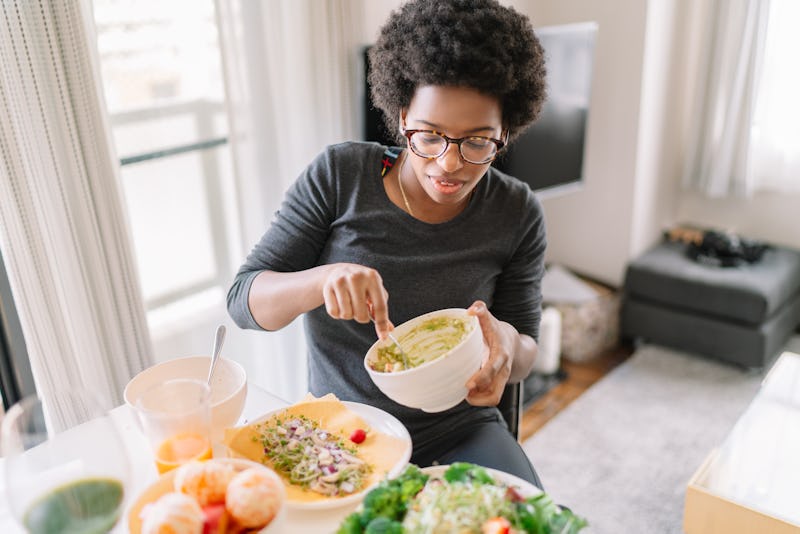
[364,308,484,412]
[124,356,247,439]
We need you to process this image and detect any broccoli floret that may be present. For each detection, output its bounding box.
[399,476,425,501]
[336,465,430,531]
[361,486,405,522]
[364,516,404,534]
[336,513,364,534]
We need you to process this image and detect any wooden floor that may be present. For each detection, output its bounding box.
[519,343,635,443]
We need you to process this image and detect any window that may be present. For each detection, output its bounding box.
[92,0,236,317]
[0,251,35,410]
[749,0,800,193]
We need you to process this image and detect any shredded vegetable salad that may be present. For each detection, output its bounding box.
[337,463,588,534]
[256,415,372,497]
[370,317,472,372]
[403,479,515,531]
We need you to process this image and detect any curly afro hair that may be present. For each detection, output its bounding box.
[368,0,546,144]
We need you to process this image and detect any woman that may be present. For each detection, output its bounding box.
[227,0,547,486]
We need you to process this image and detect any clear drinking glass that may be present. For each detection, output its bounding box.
[134,378,212,474]
[1,389,130,534]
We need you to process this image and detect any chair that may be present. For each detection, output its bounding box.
[497,382,523,440]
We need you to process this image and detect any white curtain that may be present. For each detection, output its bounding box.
[0,1,153,413]
[682,0,771,197]
[747,0,800,193]
[214,0,364,401]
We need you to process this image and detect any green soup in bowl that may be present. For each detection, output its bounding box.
[369,317,474,373]
[364,309,484,413]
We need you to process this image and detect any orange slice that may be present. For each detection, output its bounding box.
[155,433,212,474]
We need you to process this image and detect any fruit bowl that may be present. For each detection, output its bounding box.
[127,458,286,533]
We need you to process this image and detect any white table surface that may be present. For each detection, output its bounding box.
[694,351,800,525]
[0,383,343,533]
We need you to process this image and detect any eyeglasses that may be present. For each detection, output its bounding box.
[401,127,506,165]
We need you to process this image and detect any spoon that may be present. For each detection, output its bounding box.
[207,324,226,386]
[368,310,411,369]
[386,330,411,370]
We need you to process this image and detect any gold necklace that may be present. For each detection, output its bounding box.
[396,150,415,217]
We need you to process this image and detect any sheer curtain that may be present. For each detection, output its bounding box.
[682,0,771,198]
[215,0,364,400]
[748,0,800,193]
[0,1,153,414]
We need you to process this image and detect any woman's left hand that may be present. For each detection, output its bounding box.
[465,300,518,406]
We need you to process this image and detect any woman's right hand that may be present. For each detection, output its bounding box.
[321,263,393,339]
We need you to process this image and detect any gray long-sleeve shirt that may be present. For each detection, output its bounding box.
[227,141,546,448]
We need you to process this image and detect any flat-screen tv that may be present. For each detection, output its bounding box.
[362,22,598,196]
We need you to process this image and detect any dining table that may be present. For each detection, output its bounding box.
[0,382,361,533]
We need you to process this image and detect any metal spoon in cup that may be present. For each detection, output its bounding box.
[207,324,226,386]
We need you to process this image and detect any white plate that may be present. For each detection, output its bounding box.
[421,464,543,498]
[243,401,412,511]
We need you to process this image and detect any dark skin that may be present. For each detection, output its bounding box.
[247,85,537,407]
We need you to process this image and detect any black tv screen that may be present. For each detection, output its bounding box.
[493,22,597,194]
[362,22,598,195]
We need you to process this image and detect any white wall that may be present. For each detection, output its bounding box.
[677,192,800,250]
[629,0,684,258]
[521,0,655,286]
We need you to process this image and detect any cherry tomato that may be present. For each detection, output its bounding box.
[349,428,367,444]
[482,516,511,534]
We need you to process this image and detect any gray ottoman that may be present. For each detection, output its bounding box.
[621,240,800,369]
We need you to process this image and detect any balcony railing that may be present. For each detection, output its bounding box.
[110,99,232,311]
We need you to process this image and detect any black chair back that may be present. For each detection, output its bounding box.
[497,382,523,440]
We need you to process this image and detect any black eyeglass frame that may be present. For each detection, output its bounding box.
[401,127,507,165]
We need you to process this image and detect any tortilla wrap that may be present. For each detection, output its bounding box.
[224,394,409,503]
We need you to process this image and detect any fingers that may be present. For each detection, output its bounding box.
[324,283,353,319]
[367,287,389,321]
[466,347,511,406]
[466,353,509,390]
[466,360,511,406]
[322,264,390,327]
[372,317,396,341]
[466,301,512,406]
[468,300,495,345]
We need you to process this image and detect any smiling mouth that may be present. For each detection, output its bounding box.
[428,175,465,194]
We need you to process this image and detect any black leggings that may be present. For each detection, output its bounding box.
[409,412,544,490]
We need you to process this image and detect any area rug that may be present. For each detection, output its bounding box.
[522,336,800,534]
